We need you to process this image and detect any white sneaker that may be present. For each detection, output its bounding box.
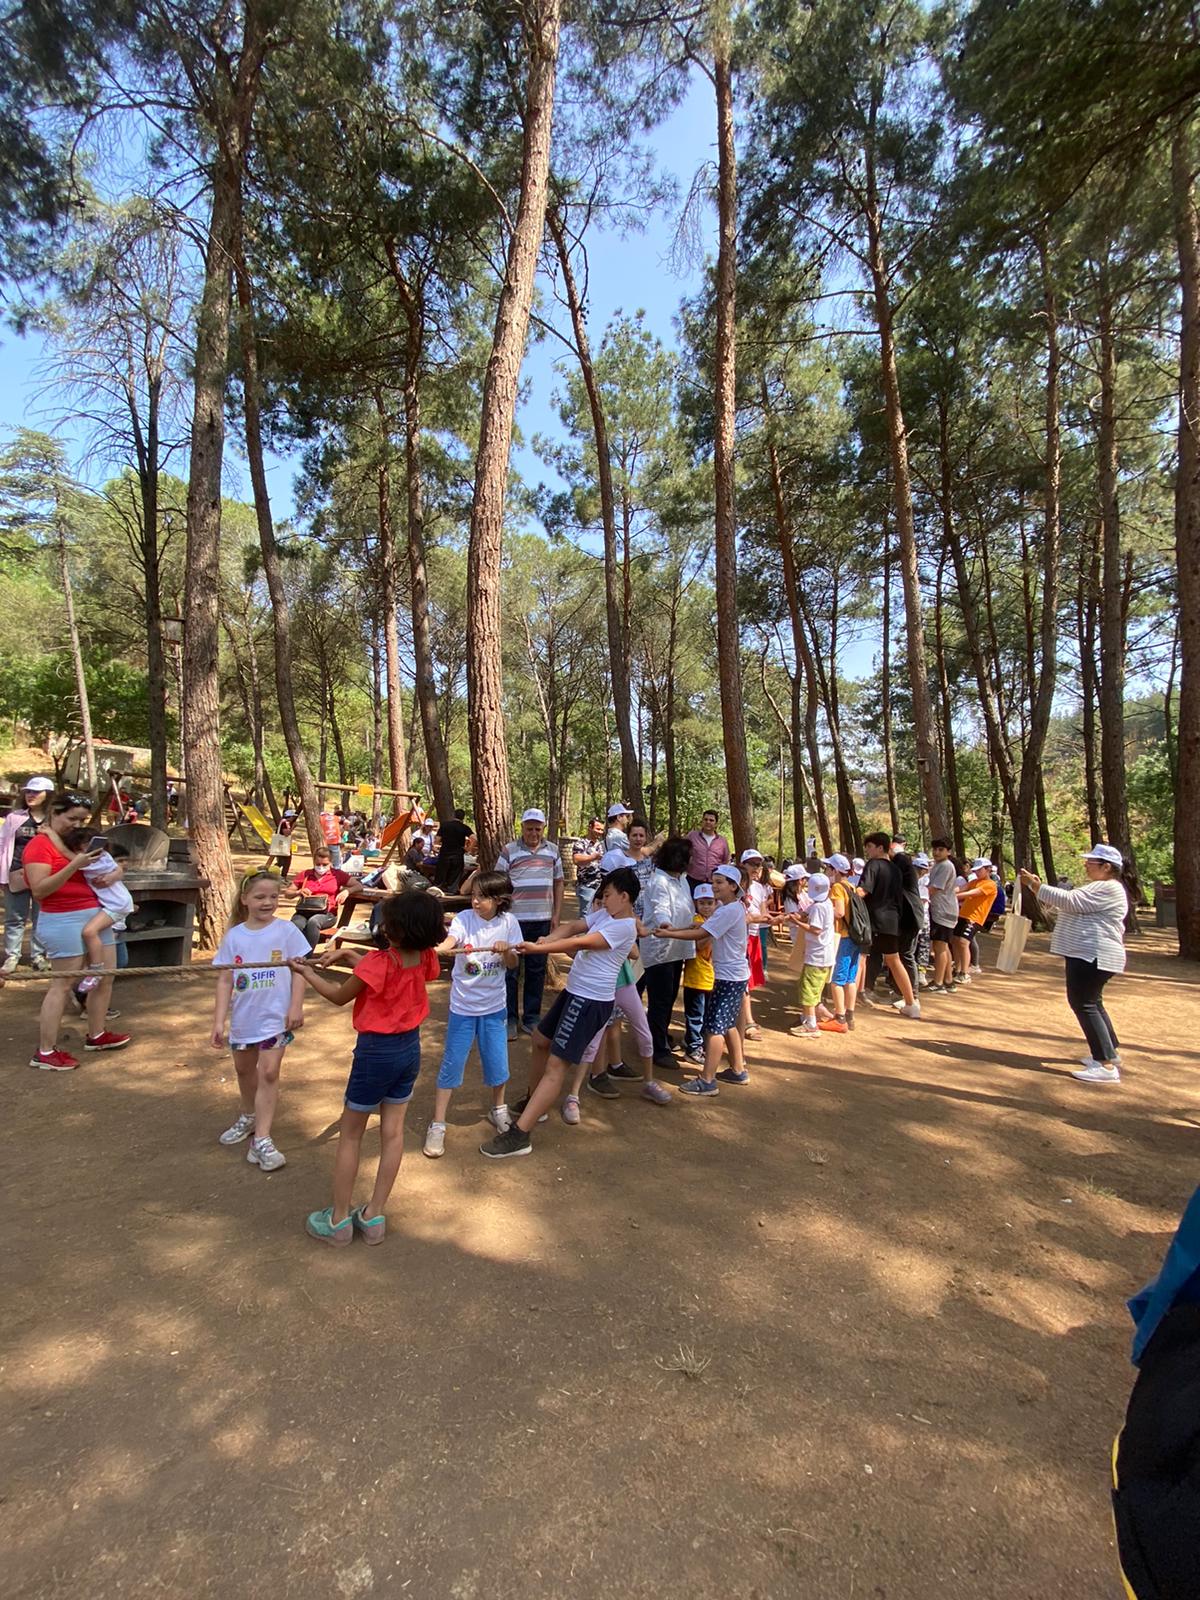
[247,1136,286,1171]
[219,1112,256,1146]
[1080,1053,1122,1070]
[488,1104,512,1134]
[1071,1062,1120,1084]
[897,1003,921,1020]
[423,1121,447,1158]
[953,973,971,985]
[0,954,18,975]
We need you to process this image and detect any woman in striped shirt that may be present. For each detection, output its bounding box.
[1019,843,1130,1086]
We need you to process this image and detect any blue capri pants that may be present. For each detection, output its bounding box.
[436,1007,510,1090]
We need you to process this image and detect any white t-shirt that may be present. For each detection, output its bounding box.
[567,909,637,1002]
[702,898,751,982]
[83,851,135,927]
[745,879,771,932]
[215,919,310,1046]
[804,897,838,967]
[447,908,522,1016]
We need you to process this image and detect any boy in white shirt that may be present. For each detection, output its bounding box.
[789,871,838,1037]
[480,866,640,1159]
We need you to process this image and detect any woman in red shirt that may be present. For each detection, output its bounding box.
[22,791,131,1070]
[281,846,352,948]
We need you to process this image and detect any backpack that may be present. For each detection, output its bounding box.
[846,887,872,948]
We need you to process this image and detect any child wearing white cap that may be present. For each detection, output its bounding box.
[654,862,750,1093]
[788,872,838,1037]
[681,884,716,1063]
[740,849,769,1038]
[952,858,996,985]
[819,854,857,1032]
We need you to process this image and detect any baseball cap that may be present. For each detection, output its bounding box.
[1082,843,1124,867]
[969,857,992,872]
[521,808,546,825]
[714,863,743,888]
[822,852,851,874]
[692,883,715,901]
[607,802,630,819]
[852,857,865,871]
[22,776,54,793]
[740,847,763,863]
[600,847,635,873]
[783,864,808,881]
[912,852,930,867]
[807,871,830,900]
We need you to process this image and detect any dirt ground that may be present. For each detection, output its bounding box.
[3,913,1197,1600]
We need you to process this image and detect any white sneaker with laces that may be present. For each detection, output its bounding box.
[423,1121,447,1158]
[0,954,18,975]
[219,1112,256,1146]
[488,1104,512,1134]
[1071,1062,1120,1084]
[897,1003,921,1019]
[1080,1053,1122,1070]
[248,1136,286,1171]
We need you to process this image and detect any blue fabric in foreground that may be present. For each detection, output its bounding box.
[1129,1184,1200,1364]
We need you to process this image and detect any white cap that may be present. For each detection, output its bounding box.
[713,863,743,889]
[970,857,992,872]
[600,848,635,873]
[22,776,54,793]
[807,871,830,900]
[783,864,808,881]
[852,857,865,871]
[692,883,715,901]
[607,802,630,819]
[1082,843,1123,867]
[521,808,546,825]
[822,852,851,874]
[913,852,930,867]
[740,847,763,863]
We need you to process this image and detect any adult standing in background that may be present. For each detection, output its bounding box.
[0,775,54,974]
[495,808,564,1039]
[433,808,472,892]
[638,837,696,1068]
[1020,844,1130,1085]
[571,817,605,915]
[685,809,730,893]
[604,802,633,852]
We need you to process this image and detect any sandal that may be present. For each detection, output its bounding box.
[744,1025,763,1041]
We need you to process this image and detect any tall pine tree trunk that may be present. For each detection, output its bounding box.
[1096,264,1134,866]
[466,0,560,867]
[712,37,755,851]
[183,8,268,941]
[131,380,170,831]
[233,245,322,850]
[374,409,409,795]
[880,516,900,834]
[1173,121,1200,956]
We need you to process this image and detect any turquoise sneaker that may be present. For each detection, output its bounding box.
[305,1206,352,1247]
[351,1205,386,1246]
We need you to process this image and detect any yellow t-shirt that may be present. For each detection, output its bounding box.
[683,914,714,992]
[829,880,850,937]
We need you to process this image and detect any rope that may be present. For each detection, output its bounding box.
[1,958,346,982]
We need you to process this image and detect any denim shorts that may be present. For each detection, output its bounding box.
[832,938,860,987]
[37,909,116,962]
[536,989,617,1064]
[436,1007,510,1090]
[703,978,746,1037]
[345,1028,421,1112]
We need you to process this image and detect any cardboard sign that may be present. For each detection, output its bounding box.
[239,802,275,846]
[356,782,374,803]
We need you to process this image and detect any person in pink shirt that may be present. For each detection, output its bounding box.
[685,809,730,891]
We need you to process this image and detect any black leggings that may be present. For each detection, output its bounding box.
[642,961,684,1056]
[1064,957,1120,1062]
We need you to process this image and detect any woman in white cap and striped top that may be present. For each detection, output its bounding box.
[1019,844,1130,1085]
[0,776,55,973]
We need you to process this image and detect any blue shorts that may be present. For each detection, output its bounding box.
[703,978,746,1037]
[535,989,617,1064]
[37,909,116,962]
[437,1007,510,1090]
[832,938,860,987]
[345,1028,421,1112]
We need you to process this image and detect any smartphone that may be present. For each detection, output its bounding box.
[88,837,107,853]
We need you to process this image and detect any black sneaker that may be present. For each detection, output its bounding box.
[586,1072,620,1100]
[480,1125,532,1159]
[606,1061,640,1081]
[652,1052,679,1072]
[509,1092,547,1124]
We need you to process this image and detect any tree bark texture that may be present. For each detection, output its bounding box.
[465,0,561,867]
[127,371,170,831]
[373,407,410,796]
[182,8,268,943]
[712,41,755,853]
[1173,122,1200,957]
[1096,266,1134,866]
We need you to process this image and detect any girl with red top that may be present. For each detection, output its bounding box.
[292,890,446,1247]
[22,791,131,1069]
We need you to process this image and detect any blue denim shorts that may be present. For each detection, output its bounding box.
[345,1028,421,1112]
[37,909,116,962]
[436,1007,510,1090]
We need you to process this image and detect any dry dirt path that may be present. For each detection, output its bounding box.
[2,923,1197,1599]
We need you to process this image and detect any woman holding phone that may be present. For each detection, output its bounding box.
[21,791,131,1070]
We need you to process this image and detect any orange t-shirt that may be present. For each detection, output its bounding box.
[351,946,440,1034]
[959,878,997,926]
[318,812,341,844]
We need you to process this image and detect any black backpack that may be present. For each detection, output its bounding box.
[846,887,872,947]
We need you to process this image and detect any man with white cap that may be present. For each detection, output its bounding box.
[496,809,564,1037]
[952,858,997,984]
[604,802,633,853]
[0,776,55,972]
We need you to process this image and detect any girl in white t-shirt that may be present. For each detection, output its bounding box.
[740,849,770,1040]
[211,870,310,1173]
[655,862,750,1095]
[424,871,521,1158]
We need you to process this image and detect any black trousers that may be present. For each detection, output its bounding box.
[642,961,683,1056]
[1064,957,1120,1062]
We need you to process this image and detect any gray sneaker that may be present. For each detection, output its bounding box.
[219,1112,256,1146]
[0,954,18,975]
[423,1121,447,1158]
[247,1136,286,1171]
[488,1104,512,1134]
